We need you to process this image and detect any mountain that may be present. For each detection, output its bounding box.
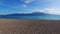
[0,12,59,19]
[5,12,47,16]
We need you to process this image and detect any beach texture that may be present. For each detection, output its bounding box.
[0,19,60,34]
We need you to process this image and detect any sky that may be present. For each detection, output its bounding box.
[0,0,60,15]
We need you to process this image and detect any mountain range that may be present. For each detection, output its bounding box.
[0,12,59,19]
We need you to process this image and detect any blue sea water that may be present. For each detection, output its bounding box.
[2,14,60,20]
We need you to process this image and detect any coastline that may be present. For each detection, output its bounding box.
[0,19,60,34]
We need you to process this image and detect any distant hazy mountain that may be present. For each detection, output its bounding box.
[0,12,59,19]
[5,12,48,16]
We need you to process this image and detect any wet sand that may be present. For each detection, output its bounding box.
[0,19,60,34]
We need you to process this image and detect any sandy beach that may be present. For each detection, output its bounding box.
[0,19,60,34]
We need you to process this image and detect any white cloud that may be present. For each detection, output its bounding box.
[25,0,32,3]
[32,8,60,15]
[23,0,36,8]
[25,0,35,3]
[22,5,27,8]
[10,4,27,8]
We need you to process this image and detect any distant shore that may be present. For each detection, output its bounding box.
[0,19,60,34]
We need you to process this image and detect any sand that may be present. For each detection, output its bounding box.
[0,19,60,34]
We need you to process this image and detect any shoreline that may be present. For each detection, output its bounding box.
[0,19,60,34]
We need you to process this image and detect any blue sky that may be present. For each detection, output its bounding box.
[0,0,60,14]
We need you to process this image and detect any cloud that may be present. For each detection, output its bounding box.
[23,0,36,8]
[22,5,27,8]
[25,0,32,3]
[32,8,60,15]
[25,0,35,3]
